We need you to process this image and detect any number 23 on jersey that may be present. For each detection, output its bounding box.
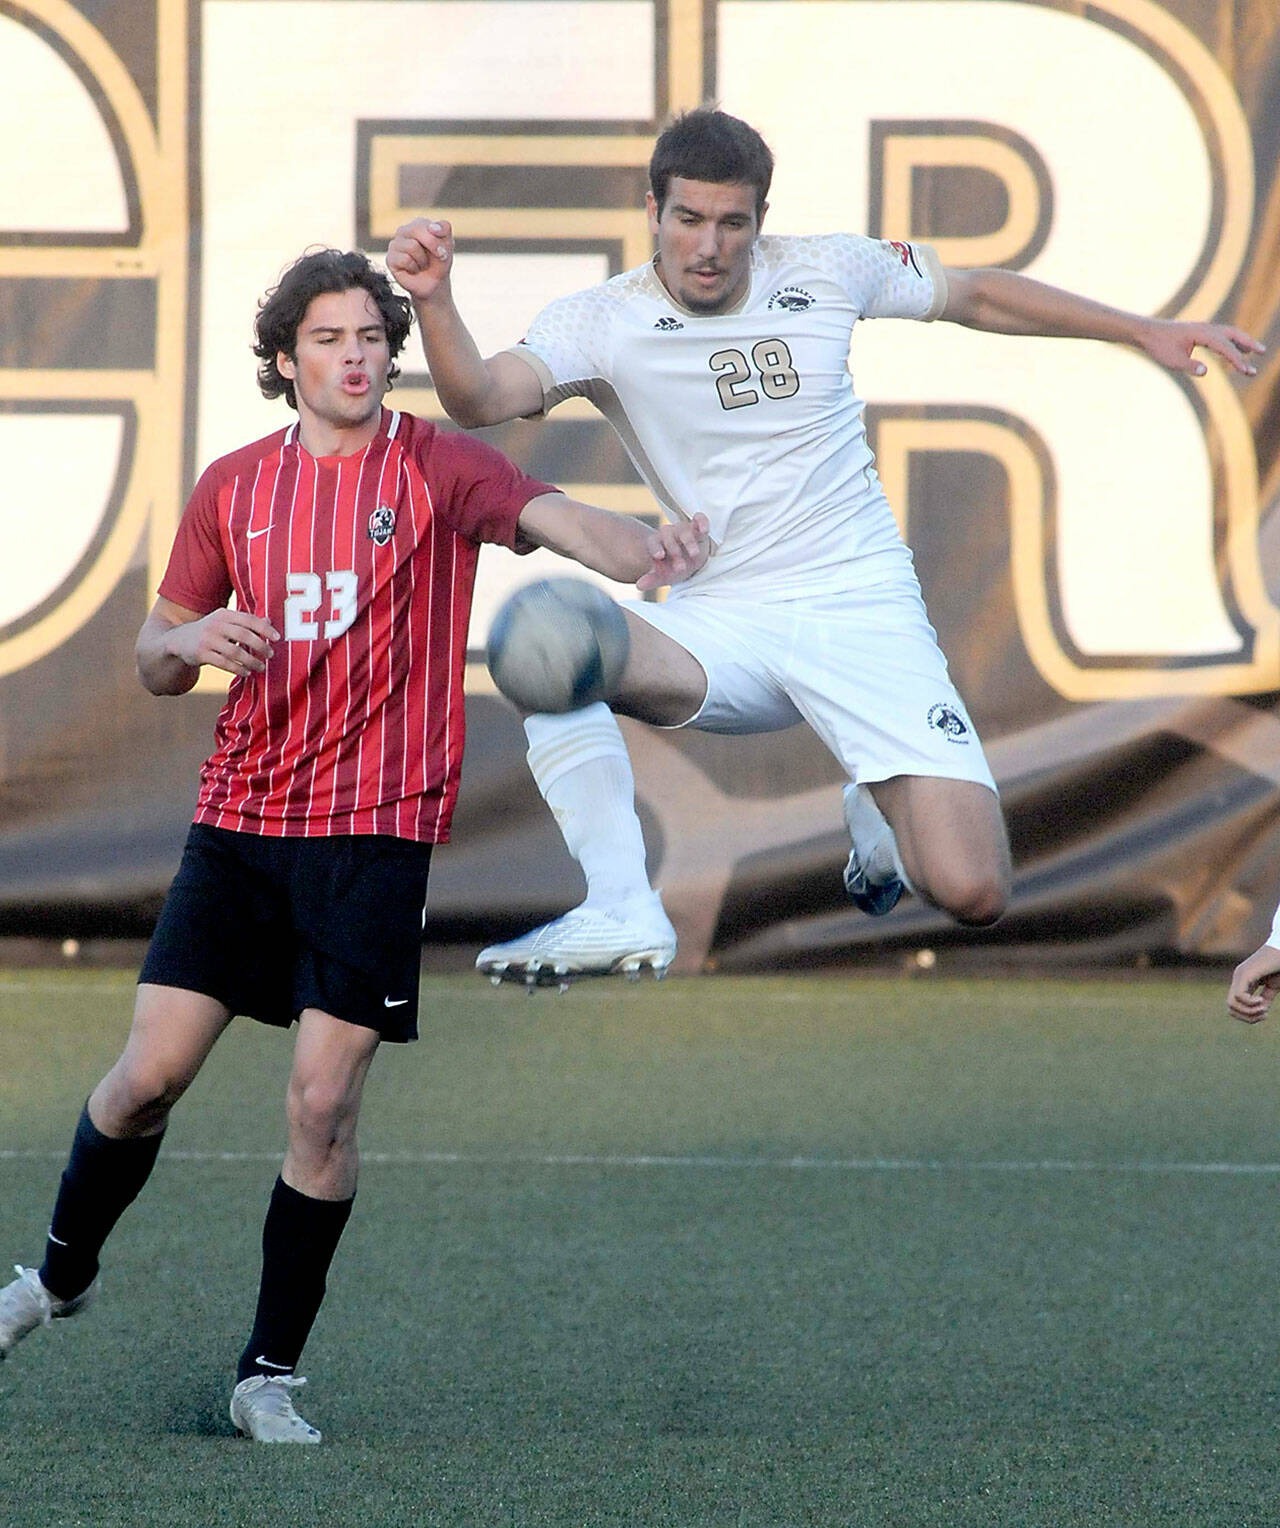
[283,570,359,641]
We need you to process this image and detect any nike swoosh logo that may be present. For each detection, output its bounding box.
[384,997,409,1007]
[255,1357,293,1371]
[247,526,272,540]
[47,1232,68,1246]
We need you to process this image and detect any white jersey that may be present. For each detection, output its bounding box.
[511,233,947,600]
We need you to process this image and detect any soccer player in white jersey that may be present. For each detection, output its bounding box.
[1228,905,1280,1021]
[387,108,1264,983]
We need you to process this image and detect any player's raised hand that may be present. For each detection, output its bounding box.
[168,608,280,678]
[1227,942,1280,1023]
[636,512,711,592]
[1139,317,1264,378]
[386,218,455,304]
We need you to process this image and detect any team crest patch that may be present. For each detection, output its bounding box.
[928,703,971,743]
[768,286,816,312]
[654,315,684,331]
[368,505,396,546]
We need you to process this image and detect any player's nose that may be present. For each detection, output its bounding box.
[694,226,719,258]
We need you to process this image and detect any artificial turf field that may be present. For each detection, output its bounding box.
[2,970,1279,1527]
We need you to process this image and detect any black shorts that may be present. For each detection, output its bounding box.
[139,824,433,1042]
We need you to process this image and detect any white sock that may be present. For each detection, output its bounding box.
[869,830,912,891]
[524,705,653,908]
[847,783,915,894]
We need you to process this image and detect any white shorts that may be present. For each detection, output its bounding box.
[625,577,997,792]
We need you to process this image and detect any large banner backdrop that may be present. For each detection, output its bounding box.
[2,0,1279,970]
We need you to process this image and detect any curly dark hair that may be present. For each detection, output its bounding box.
[253,248,413,408]
[649,108,774,220]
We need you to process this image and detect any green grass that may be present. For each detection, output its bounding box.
[2,970,1278,1526]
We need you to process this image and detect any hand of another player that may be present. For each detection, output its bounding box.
[636,513,712,592]
[1137,317,1264,379]
[1227,943,1280,1023]
[386,218,455,303]
[167,609,280,678]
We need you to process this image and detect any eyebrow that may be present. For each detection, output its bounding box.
[670,203,750,221]
[304,322,387,337]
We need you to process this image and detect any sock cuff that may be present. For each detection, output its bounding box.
[524,703,630,794]
[77,1101,165,1161]
[270,1176,355,1223]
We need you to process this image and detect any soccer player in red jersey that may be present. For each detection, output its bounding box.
[0,248,709,1441]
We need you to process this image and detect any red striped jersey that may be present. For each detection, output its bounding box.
[159,408,551,842]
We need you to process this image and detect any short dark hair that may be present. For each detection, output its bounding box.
[649,108,774,220]
[253,248,413,408]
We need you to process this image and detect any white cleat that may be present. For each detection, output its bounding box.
[0,1265,96,1360]
[476,892,677,987]
[230,1374,322,1444]
[842,783,905,916]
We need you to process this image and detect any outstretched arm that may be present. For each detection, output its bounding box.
[518,495,711,591]
[940,266,1263,378]
[386,217,543,427]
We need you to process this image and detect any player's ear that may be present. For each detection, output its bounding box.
[757,198,769,234]
[277,350,296,381]
[645,190,660,236]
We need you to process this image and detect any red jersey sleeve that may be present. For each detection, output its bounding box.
[411,422,555,552]
[158,463,234,614]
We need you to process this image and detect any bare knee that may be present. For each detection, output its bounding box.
[287,1077,357,1161]
[876,777,1010,929]
[906,855,1008,927]
[93,1061,191,1136]
[930,868,1009,927]
[285,1077,362,1199]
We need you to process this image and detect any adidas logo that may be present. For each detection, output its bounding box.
[654,316,684,331]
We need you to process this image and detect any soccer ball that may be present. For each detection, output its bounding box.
[486,577,630,713]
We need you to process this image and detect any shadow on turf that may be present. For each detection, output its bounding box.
[162,1376,238,1438]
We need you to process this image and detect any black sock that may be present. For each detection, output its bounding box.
[39,1103,165,1302]
[236,1177,354,1383]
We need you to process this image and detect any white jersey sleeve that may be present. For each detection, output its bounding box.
[506,281,627,409]
[1269,898,1280,948]
[775,232,948,321]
